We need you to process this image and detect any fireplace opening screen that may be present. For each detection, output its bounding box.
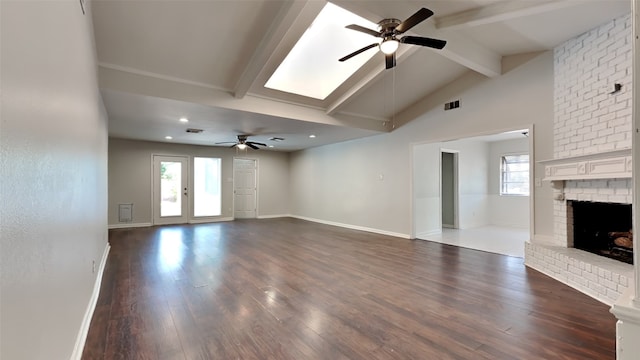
[571,201,633,264]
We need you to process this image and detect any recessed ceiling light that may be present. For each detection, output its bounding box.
[309,134,316,138]
[268,145,275,148]
[165,136,173,140]
[179,117,189,123]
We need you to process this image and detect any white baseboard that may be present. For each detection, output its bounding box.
[70,242,110,360]
[291,215,410,239]
[257,214,291,219]
[188,217,234,224]
[416,230,443,239]
[108,222,151,229]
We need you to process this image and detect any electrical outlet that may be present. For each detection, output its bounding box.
[92,260,96,273]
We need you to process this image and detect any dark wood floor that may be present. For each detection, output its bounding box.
[82,218,616,359]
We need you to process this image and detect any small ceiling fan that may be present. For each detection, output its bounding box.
[216,135,266,150]
[339,8,446,69]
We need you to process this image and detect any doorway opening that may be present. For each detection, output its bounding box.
[441,150,459,229]
[411,127,532,257]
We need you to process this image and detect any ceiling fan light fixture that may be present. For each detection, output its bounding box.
[379,38,399,55]
[237,143,247,150]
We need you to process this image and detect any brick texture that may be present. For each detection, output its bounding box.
[554,13,632,159]
[525,13,634,305]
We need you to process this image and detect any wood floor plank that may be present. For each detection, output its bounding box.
[82,218,616,359]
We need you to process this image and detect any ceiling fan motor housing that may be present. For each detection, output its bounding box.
[378,18,401,37]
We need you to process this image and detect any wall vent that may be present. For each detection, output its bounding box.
[186,128,204,133]
[118,204,133,223]
[444,100,460,110]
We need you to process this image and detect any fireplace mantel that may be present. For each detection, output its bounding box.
[538,148,632,181]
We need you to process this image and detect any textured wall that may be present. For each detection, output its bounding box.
[1,1,109,359]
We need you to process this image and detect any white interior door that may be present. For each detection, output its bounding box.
[234,158,257,219]
[153,155,189,225]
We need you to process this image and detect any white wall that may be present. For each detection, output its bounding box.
[290,51,555,238]
[488,138,530,228]
[1,1,109,359]
[413,142,442,237]
[108,138,290,225]
[452,140,490,229]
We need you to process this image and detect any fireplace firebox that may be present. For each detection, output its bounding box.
[571,201,633,264]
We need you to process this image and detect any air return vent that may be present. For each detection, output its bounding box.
[444,100,460,111]
[186,128,204,133]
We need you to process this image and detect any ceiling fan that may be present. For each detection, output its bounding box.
[339,8,446,69]
[216,135,266,150]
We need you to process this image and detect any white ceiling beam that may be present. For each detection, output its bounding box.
[326,46,419,116]
[326,14,502,116]
[436,0,576,30]
[437,31,502,77]
[99,64,387,132]
[233,0,308,99]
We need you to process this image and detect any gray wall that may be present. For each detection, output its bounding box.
[290,51,554,238]
[441,152,455,227]
[108,138,290,225]
[1,1,109,359]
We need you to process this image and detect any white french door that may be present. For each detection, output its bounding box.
[153,155,189,225]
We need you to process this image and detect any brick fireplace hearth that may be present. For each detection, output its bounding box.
[524,12,634,306]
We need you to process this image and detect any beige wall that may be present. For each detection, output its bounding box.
[1,1,109,359]
[290,51,555,238]
[108,138,290,225]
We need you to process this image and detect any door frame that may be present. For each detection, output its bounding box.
[440,149,459,229]
[233,157,258,219]
[152,154,189,225]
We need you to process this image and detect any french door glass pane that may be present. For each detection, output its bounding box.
[160,161,182,217]
[194,157,221,217]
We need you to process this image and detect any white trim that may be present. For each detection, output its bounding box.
[188,217,234,224]
[257,214,291,219]
[108,222,152,229]
[70,243,110,360]
[416,230,443,239]
[291,215,411,239]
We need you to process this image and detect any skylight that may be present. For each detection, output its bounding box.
[265,2,378,100]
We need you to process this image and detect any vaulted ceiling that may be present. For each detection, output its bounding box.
[93,0,630,151]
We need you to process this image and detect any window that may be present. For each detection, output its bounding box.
[500,154,529,196]
[193,157,222,217]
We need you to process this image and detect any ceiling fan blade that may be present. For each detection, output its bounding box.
[345,24,381,37]
[401,36,446,49]
[247,143,259,150]
[395,8,433,34]
[339,43,378,62]
[247,141,267,147]
[385,53,396,69]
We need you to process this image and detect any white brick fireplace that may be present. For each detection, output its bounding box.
[524,13,634,306]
